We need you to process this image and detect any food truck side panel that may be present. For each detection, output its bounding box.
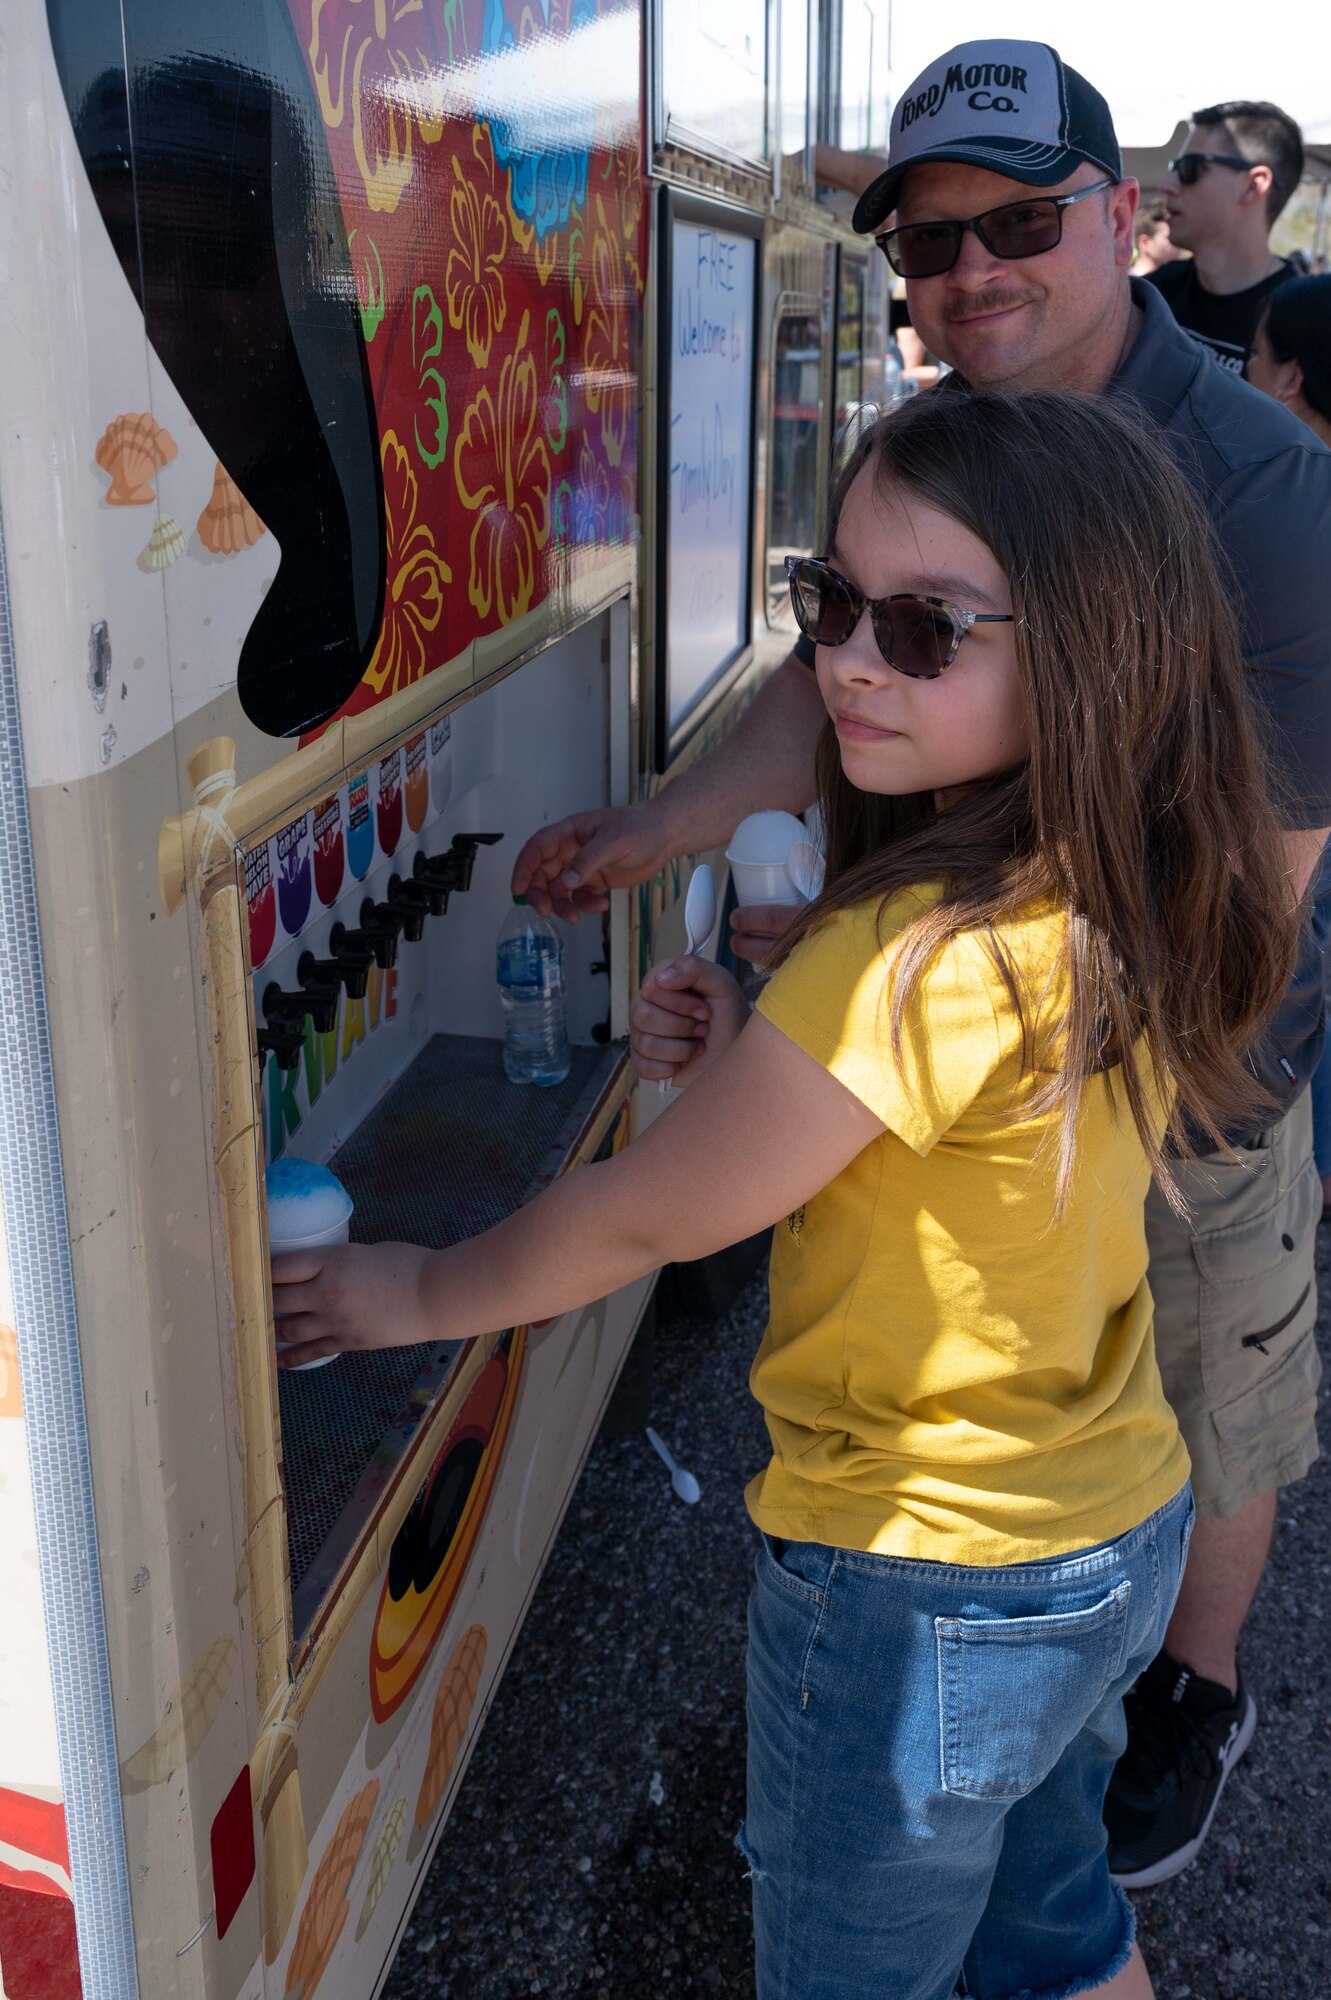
[1,0,649,1992]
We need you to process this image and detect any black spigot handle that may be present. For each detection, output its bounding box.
[264,980,337,1037]
[448,831,503,892]
[411,851,453,913]
[414,831,504,897]
[256,1018,303,1071]
[333,915,397,971]
[299,947,371,1003]
[360,897,412,952]
[386,876,430,943]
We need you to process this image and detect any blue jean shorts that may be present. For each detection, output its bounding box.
[739,1485,1194,2000]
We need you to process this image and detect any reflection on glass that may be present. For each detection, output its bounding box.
[660,0,769,165]
[836,0,890,150]
[835,256,865,429]
[767,300,825,616]
[779,0,812,170]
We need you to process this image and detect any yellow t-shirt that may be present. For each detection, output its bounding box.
[748,889,1189,1564]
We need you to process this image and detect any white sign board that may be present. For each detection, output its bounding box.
[665,218,757,745]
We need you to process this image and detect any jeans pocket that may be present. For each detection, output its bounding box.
[937,1580,1131,1801]
[756,1533,825,1608]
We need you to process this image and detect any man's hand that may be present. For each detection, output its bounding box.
[272,1240,437,1365]
[729,901,802,968]
[511,802,673,921]
[630,956,750,1086]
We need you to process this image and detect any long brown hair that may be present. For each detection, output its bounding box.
[772,389,1298,1211]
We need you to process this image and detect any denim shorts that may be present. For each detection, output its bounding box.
[739,1484,1194,2000]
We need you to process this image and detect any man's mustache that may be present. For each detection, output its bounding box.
[942,290,1039,324]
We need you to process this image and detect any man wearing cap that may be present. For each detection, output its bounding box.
[513,39,1331,1896]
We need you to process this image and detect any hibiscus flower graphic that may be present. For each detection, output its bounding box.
[308,0,446,215]
[454,310,552,624]
[363,433,452,698]
[446,124,510,369]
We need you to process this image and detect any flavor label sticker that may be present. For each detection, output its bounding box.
[275,812,312,936]
[313,794,346,907]
[376,749,403,859]
[405,733,429,834]
[246,840,276,968]
[429,715,453,812]
[347,769,373,880]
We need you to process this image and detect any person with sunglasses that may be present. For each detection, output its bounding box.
[511,37,1331,1894]
[1151,101,1305,372]
[279,391,1300,2000]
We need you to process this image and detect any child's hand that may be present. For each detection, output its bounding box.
[271,1239,436,1365]
[630,956,750,1088]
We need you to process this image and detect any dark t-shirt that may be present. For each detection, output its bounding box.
[1145,256,1298,374]
[793,277,1331,1141]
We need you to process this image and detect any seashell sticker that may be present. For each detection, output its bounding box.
[138,514,187,571]
[197,461,266,555]
[353,1796,408,1942]
[247,841,277,969]
[312,795,346,908]
[121,1636,237,1792]
[346,770,374,880]
[375,750,403,860]
[275,813,312,937]
[283,1779,378,2000]
[404,733,428,834]
[95,411,177,505]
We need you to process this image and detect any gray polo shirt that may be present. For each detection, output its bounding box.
[795,277,1331,1140]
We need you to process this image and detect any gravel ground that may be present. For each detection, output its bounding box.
[382,1230,1331,2000]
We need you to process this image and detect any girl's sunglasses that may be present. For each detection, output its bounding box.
[876,178,1117,279]
[1167,151,1256,186]
[786,557,1013,680]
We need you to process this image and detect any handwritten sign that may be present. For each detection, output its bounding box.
[665,217,757,744]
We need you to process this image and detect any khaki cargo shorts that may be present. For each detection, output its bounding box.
[1145,1092,1322,1520]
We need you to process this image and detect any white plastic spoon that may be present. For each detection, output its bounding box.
[786,839,825,903]
[645,1426,701,1504]
[659,863,717,1097]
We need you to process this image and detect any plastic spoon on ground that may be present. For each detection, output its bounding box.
[660,863,717,1097]
[645,1427,701,1504]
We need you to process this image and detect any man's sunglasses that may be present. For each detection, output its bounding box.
[875,178,1118,279]
[1167,151,1257,186]
[786,557,1013,680]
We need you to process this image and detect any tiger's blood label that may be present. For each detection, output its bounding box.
[275,812,312,936]
[313,794,345,907]
[347,769,373,879]
[246,841,276,968]
[376,749,403,858]
[405,733,429,834]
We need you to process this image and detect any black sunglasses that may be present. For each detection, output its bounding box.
[876,178,1118,279]
[786,557,1013,680]
[1167,151,1256,186]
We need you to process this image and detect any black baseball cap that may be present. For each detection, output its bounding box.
[852,40,1122,235]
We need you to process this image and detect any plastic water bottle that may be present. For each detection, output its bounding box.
[497,897,571,1086]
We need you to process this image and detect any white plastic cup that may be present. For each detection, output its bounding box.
[725,810,817,908]
[725,856,804,907]
[266,1158,353,1371]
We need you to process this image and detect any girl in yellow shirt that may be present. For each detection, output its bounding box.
[274,392,1296,2000]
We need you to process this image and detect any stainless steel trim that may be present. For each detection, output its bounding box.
[0,502,141,1995]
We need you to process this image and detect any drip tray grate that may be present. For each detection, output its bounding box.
[278,1034,621,1630]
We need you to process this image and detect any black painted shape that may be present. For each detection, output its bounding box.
[46,0,385,738]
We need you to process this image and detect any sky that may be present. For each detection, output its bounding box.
[887,2,1331,145]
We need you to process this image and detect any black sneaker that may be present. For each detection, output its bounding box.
[1104,1650,1257,1888]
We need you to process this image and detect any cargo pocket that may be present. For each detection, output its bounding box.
[1193,1148,1319,1404]
[1211,1329,1322,1487]
[937,1582,1130,1801]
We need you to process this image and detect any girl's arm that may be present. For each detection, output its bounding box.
[271,1012,885,1362]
